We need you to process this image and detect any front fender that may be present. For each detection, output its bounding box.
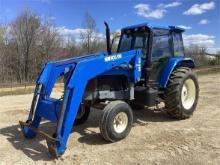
[159,57,195,88]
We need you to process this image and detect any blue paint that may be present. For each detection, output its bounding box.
[159,57,195,88]
[21,49,142,156]
[36,98,62,122]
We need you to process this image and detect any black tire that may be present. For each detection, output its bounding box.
[74,105,90,125]
[164,67,199,119]
[100,100,133,142]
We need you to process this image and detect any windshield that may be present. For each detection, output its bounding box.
[117,31,149,53]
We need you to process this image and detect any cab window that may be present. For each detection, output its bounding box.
[152,30,172,61]
[118,34,132,52]
[134,36,145,48]
[118,31,149,54]
[173,33,184,56]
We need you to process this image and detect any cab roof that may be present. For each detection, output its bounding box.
[121,23,185,32]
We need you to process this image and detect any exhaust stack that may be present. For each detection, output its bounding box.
[104,22,111,55]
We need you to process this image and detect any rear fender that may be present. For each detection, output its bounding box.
[159,57,195,88]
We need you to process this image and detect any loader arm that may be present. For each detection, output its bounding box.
[20,49,142,157]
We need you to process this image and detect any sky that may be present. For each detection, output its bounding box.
[0,0,220,53]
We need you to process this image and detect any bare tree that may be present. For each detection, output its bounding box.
[0,25,5,83]
[38,19,60,63]
[185,45,214,66]
[80,12,98,54]
[10,9,40,86]
[66,36,79,56]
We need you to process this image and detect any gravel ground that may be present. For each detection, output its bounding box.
[0,73,220,165]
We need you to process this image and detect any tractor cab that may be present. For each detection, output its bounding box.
[117,23,185,83]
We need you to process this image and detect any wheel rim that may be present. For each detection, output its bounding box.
[113,112,128,133]
[181,79,196,110]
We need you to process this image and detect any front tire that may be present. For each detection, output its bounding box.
[164,67,199,119]
[100,100,133,142]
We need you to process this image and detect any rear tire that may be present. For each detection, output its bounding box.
[74,104,90,125]
[100,100,133,142]
[164,67,199,119]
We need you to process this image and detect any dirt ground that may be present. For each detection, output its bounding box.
[0,73,220,165]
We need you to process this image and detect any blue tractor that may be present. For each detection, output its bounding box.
[19,22,199,157]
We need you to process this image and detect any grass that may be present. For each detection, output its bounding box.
[0,83,63,97]
[0,87,34,97]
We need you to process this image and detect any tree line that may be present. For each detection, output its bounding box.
[185,45,220,67]
[0,10,107,86]
[0,9,219,87]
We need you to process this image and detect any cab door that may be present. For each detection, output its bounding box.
[149,29,173,82]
